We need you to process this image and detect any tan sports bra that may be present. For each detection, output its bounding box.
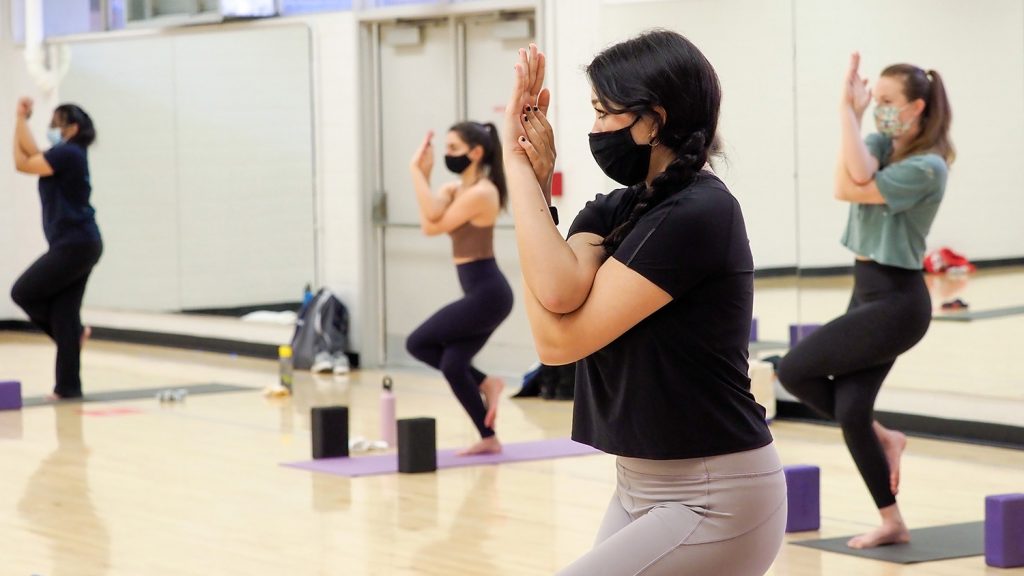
[450,221,494,260]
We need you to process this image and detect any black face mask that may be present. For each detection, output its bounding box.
[589,119,651,186]
[445,154,472,174]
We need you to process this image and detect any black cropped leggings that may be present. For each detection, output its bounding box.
[406,258,513,439]
[777,260,931,508]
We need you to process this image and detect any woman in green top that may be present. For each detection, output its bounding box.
[778,53,954,549]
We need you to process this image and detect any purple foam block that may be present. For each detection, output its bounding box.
[785,465,820,532]
[986,493,1024,568]
[750,318,759,343]
[789,324,821,348]
[0,381,22,411]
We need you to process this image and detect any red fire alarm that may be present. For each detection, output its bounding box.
[551,171,563,197]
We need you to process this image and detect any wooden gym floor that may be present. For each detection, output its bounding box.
[1,332,1022,575]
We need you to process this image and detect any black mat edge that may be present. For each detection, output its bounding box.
[20,383,257,408]
[933,305,1024,322]
[777,400,1024,449]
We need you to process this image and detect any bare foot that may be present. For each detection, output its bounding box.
[480,376,505,429]
[847,521,911,549]
[874,422,907,495]
[457,436,502,456]
[80,326,92,349]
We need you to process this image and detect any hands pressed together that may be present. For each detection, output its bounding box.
[17,97,34,120]
[503,44,556,199]
[843,52,872,119]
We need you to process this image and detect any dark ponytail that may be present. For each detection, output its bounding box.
[450,121,508,209]
[55,103,96,148]
[881,64,954,164]
[585,30,721,255]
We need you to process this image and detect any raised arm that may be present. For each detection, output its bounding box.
[13,98,53,176]
[503,45,606,314]
[503,45,673,362]
[409,130,457,224]
[840,52,880,185]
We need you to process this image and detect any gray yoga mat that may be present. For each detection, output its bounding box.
[791,521,983,564]
[21,383,256,407]
[934,305,1024,322]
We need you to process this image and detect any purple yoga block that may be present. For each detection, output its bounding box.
[789,324,821,348]
[0,381,22,411]
[986,493,1024,568]
[750,318,759,343]
[784,465,820,532]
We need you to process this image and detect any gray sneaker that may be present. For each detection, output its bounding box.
[332,354,350,375]
[311,351,334,373]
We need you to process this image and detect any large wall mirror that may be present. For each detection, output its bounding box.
[792,0,1024,433]
[60,24,317,315]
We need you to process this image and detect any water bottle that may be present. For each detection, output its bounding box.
[380,376,396,447]
[302,283,314,307]
[279,345,294,391]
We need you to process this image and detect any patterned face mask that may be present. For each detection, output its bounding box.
[873,105,913,138]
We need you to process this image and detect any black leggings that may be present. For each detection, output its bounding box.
[12,241,103,398]
[777,260,930,509]
[406,258,513,439]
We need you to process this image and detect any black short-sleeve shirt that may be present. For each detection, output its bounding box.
[40,143,101,246]
[567,172,772,459]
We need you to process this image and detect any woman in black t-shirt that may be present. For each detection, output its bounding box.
[12,99,102,400]
[501,33,785,575]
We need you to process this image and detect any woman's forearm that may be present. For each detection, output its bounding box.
[520,275,572,365]
[506,158,596,313]
[15,115,40,157]
[410,169,447,224]
[840,106,878,185]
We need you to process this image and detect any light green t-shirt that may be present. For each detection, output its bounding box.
[841,133,948,269]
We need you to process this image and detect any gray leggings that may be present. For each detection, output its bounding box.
[558,443,787,576]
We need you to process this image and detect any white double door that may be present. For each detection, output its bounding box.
[370,11,538,374]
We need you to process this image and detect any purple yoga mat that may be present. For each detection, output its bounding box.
[282,437,601,477]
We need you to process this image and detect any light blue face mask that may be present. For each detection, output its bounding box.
[46,127,64,146]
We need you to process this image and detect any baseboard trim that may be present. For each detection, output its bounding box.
[180,301,302,317]
[0,320,359,367]
[797,256,1024,278]
[754,267,798,279]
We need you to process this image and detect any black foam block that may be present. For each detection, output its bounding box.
[312,406,349,459]
[397,417,436,473]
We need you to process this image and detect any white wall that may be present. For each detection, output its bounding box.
[548,0,1024,271]
[306,11,364,351]
[0,2,50,321]
[5,0,1024,362]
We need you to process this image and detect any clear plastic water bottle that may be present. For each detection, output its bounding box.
[380,376,396,447]
[279,345,294,391]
